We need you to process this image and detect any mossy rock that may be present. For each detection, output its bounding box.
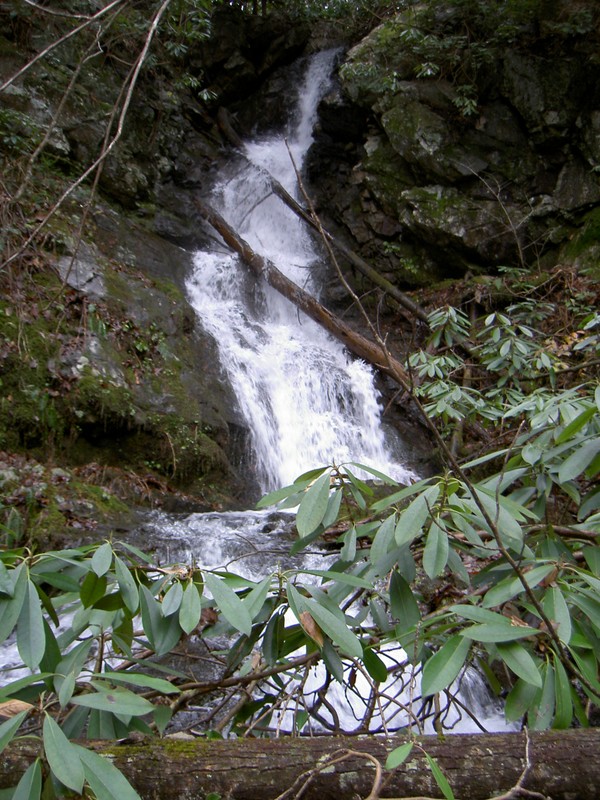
[560,206,600,277]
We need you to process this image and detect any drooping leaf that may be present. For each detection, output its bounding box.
[558,438,600,483]
[369,513,397,567]
[543,585,572,645]
[394,486,439,547]
[179,582,202,635]
[423,523,449,578]
[299,611,324,647]
[296,471,331,537]
[321,487,343,529]
[153,704,173,735]
[389,571,420,631]
[362,647,388,683]
[94,672,180,694]
[581,547,600,578]
[0,560,13,598]
[461,622,539,642]
[54,639,94,696]
[204,572,252,637]
[0,564,28,645]
[75,745,141,800]
[161,581,184,617]
[17,580,45,670]
[0,710,29,755]
[12,758,42,800]
[256,473,319,509]
[552,654,573,729]
[59,705,91,741]
[285,582,306,622]
[421,635,470,696]
[262,611,284,666]
[482,564,555,608]
[450,604,510,625]
[56,664,78,706]
[43,714,85,793]
[505,678,540,721]
[496,642,542,688]
[303,597,362,658]
[70,686,155,717]
[301,569,373,590]
[80,572,108,608]
[446,548,470,586]
[340,527,357,562]
[88,709,117,740]
[139,585,183,656]
[385,741,414,770]
[0,674,51,703]
[91,543,113,577]
[242,575,272,621]
[425,753,456,800]
[555,407,597,444]
[114,556,140,613]
[321,639,345,683]
[39,617,61,675]
[529,664,555,730]
[347,462,398,485]
[371,477,434,513]
[468,488,524,550]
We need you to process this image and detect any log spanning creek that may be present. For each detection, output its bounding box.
[0,51,517,737]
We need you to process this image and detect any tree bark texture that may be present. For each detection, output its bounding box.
[1,729,598,799]
[194,198,410,387]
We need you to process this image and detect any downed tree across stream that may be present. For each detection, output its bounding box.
[194,198,410,388]
[1,728,598,798]
[216,106,429,325]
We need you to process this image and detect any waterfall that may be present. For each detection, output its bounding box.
[187,50,416,493]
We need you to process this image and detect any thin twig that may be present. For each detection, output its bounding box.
[2,0,171,272]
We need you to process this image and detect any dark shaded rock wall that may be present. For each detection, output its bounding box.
[306,6,600,287]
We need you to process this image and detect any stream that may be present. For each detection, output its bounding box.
[156,49,513,736]
[0,50,516,737]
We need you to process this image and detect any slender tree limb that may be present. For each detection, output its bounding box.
[216,108,429,325]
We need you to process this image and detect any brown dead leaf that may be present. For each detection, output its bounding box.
[299,611,324,647]
[0,699,35,719]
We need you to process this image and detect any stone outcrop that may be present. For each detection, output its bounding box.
[307,4,600,287]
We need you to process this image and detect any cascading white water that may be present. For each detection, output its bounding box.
[187,50,416,492]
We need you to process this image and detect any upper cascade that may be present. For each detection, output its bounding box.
[187,50,416,493]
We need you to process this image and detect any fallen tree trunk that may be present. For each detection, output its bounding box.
[2,729,598,799]
[216,107,428,325]
[194,198,410,387]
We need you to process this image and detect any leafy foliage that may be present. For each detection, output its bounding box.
[1,322,599,787]
[340,0,599,115]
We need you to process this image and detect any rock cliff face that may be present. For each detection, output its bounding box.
[307,2,600,287]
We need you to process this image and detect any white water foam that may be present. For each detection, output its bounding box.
[187,50,416,492]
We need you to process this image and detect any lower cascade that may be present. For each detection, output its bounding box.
[182,51,514,736]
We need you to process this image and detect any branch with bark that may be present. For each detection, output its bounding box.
[193,197,411,387]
